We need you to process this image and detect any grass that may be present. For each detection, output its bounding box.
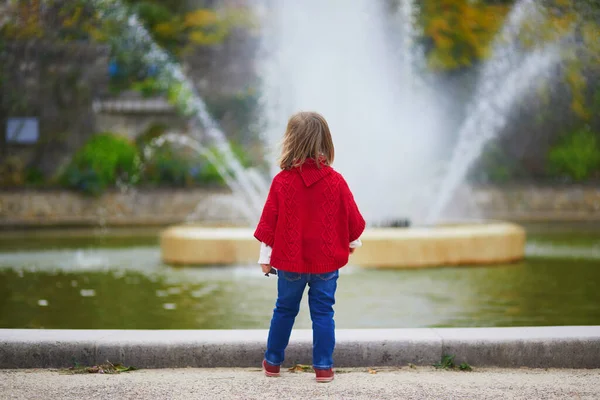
[62,361,137,375]
[433,355,473,371]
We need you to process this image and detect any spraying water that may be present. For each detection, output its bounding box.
[425,0,562,223]
[258,0,567,226]
[396,0,426,91]
[426,48,560,223]
[89,0,267,223]
[91,0,567,227]
[257,0,444,225]
[144,133,259,222]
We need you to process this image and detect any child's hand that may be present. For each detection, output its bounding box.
[261,264,271,274]
[349,248,355,254]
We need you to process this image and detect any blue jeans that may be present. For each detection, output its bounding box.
[265,269,339,370]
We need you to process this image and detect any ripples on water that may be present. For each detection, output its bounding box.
[0,226,599,329]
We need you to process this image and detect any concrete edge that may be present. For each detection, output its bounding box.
[1,327,599,369]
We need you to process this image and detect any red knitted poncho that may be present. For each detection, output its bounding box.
[254,159,365,273]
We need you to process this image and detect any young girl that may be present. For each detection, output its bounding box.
[254,111,365,383]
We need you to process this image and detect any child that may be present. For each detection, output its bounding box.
[254,111,365,383]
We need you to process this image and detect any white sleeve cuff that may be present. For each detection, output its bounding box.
[258,242,272,264]
[349,239,362,248]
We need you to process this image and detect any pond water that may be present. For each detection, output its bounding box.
[0,223,599,329]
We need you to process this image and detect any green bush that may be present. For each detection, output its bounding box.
[547,127,600,182]
[139,139,226,187]
[0,158,47,188]
[141,146,196,187]
[24,167,45,186]
[135,123,251,187]
[61,133,141,195]
[132,78,163,98]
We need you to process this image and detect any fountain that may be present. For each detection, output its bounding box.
[158,0,566,268]
[3,0,600,336]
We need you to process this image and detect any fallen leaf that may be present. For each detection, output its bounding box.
[288,364,313,373]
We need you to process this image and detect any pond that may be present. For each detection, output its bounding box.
[0,223,599,329]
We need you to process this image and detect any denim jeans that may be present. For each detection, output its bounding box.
[265,269,339,370]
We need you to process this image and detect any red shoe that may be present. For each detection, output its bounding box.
[315,368,334,383]
[263,360,280,377]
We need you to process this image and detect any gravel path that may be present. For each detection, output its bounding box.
[1,367,599,399]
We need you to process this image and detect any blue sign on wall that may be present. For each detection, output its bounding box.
[6,118,39,144]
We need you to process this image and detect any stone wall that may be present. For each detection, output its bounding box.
[1,185,599,228]
[443,185,600,222]
[0,41,110,177]
[0,188,248,228]
[94,91,190,140]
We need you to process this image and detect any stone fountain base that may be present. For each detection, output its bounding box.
[160,222,526,268]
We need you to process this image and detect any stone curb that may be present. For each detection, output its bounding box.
[1,327,599,369]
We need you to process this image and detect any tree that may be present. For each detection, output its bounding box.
[420,0,510,71]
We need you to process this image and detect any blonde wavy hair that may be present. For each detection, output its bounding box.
[278,111,335,170]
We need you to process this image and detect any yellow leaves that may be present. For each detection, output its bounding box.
[571,100,590,120]
[428,53,459,70]
[423,0,509,71]
[427,17,450,36]
[87,26,107,42]
[154,22,179,39]
[184,9,219,28]
[435,35,454,51]
[555,0,572,6]
[582,22,600,64]
[423,0,595,74]
[288,364,313,373]
[61,6,83,29]
[125,6,255,54]
[2,0,44,39]
[188,29,227,46]
[184,9,228,47]
[582,22,600,45]
[181,7,255,49]
[553,13,577,33]
[565,62,591,119]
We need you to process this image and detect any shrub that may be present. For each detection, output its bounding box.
[547,127,600,182]
[141,145,197,187]
[136,126,251,187]
[140,144,228,187]
[61,133,141,195]
[24,166,45,186]
[138,132,226,187]
[0,158,47,188]
[131,77,163,98]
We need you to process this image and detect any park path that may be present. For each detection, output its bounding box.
[1,367,599,399]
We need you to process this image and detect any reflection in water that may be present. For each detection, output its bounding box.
[0,237,599,329]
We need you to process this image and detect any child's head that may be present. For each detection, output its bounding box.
[279,111,334,169]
